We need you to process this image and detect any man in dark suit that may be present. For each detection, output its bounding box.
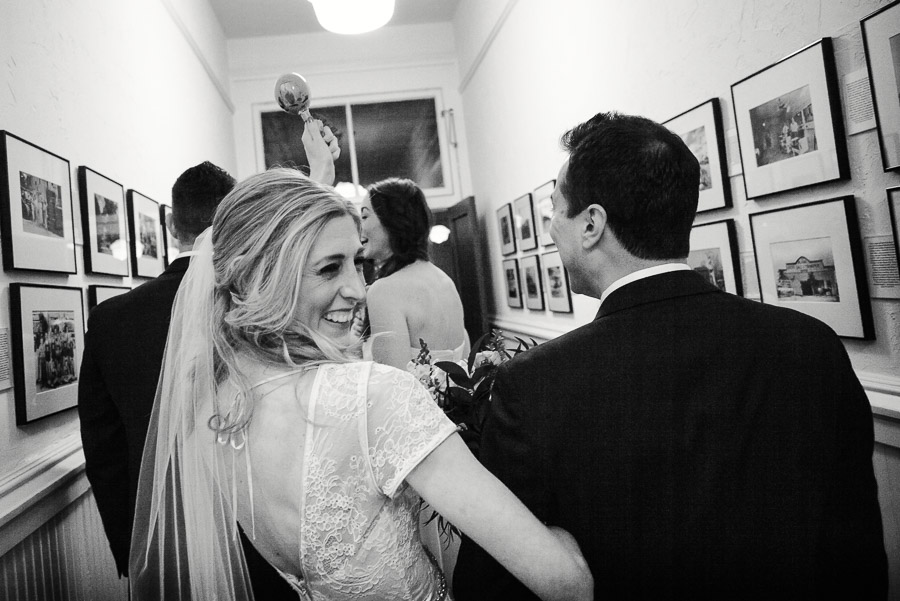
[454,112,887,600]
[77,162,296,598]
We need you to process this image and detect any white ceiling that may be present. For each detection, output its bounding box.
[208,0,461,38]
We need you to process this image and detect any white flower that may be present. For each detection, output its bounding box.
[474,351,502,367]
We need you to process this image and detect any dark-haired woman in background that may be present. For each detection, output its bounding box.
[359,177,470,584]
[360,177,470,369]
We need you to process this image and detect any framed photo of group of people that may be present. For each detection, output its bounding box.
[1,130,173,278]
[497,180,573,314]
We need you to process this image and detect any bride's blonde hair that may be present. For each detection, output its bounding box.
[210,168,361,434]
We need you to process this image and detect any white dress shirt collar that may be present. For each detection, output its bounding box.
[599,263,692,306]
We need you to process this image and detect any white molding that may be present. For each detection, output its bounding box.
[0,435,88,557]
[458,0,519,93]
[489,314,568,343]
[159,0,235,113]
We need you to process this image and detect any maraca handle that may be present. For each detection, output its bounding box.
[300,109,312,123]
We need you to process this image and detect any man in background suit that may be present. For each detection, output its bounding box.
[453,112,887,599]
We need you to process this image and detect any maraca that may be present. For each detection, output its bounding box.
[275,72,312,122]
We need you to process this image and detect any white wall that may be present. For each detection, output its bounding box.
[454,0,900,378]
[227,22,472,209]
[0,0,235,506]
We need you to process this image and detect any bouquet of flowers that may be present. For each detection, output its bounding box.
[407,329,535,538]
[406,328,535,458]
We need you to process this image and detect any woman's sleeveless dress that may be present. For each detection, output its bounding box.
[265,361,458,600]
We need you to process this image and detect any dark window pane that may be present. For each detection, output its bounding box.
[260,106,352,186]
[351,99,444,188]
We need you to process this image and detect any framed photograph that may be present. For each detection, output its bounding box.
[159,204,180,267]
[749,196,874,339]
[127,189,164,278]
[78,166,129,276]
[533,179,556,246]
[503,259,522,308]
[10,284,85,424]
[520,254,545,311]
[542,250,572,313]
[0,131,77,273]
[88,285,131,310]
[497,203,516,255]
[513,193,538,252]
[861,0,900,171]
[663,98,732,212]
[731,38,849,199]
[889,186,900,267]
[688,219,743,296]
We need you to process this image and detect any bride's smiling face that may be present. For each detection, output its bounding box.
[359,195,393,264]
[296,215,367,342]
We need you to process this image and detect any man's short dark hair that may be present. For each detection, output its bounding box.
[171,161,235,239]
[560,112,700,260]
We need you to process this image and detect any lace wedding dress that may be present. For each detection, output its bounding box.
[268,360,458,600]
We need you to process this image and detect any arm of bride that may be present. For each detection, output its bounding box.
[406,434,594,601]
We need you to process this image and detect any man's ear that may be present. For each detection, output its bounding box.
[581,204,607,249]
[165,211,179,242]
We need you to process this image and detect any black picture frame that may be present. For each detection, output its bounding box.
[888,186,900,272]
[731,38,849,199]
[0,131,77,274]
[520,254,545,311]
[513,193,538,252]
[533,179,557,246]
[663,98,732,213]
[159,204,181,268]
[497,203,516,256]
[861,0,900,171]
[749,196,874,339]
[10,283,85,424]
[503,258,522,308]
[78,166,129,276]
[541,250,572,313]
[127,189,164,278]
[688,219,743,296]
[88,285,131,310]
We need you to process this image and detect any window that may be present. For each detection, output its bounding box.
[258,95,451,199]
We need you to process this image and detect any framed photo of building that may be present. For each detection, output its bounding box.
[731,38,849,199]
[664,99,732,213]
[503,259,523,308]
[749,196,873,339]
[88,285,131,310]
[127,190,164,278]
[688,219,742,296]
[0,131,77,274]
[497,203,516,255]
[10,284,85,424]
[533,179,557,246]
[513,193,538,252]
[78,166,129,276]
[861,0,900,171]
[520,254,545,311]
[541,250,572,313]
[159,204,180,267]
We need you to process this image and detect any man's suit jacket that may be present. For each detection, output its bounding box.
[454,270,887,600]
[78,257,295,598]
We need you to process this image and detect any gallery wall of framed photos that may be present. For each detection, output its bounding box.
[0,129,181,427]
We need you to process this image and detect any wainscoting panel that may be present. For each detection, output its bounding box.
[0,489,126,601]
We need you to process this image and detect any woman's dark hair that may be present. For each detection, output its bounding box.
[366,178,432,279]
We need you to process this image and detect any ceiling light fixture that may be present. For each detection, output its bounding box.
[308,0,395,35]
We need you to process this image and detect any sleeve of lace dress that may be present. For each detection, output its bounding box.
[364,364,458,497]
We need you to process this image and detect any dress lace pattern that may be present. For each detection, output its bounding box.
[292,361,456,600]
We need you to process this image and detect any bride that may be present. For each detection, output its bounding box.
[128,168,592,600]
